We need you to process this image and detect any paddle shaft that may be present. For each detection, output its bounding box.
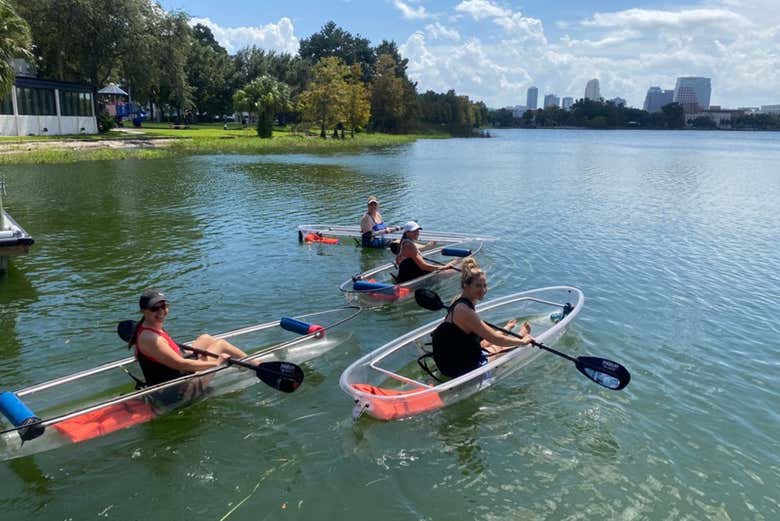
[427,258,462,272]
[176,342,256,369]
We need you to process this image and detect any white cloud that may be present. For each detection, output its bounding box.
[425,22,460,41]
[581,8,751,30]
[494,13,547,44]
[455,0,509,20]
[190,17,299,54]
[393,0,428,20]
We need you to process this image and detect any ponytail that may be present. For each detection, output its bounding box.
[128,318,144,349]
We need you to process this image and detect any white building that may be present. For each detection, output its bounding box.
[512,105,528,118]
[561,97,574,110]
[0,63,97,136]
[673,77,711,112]
[584,79,601,100]
[543,94,560,108]
[526,87,538,110]
[685,108,742,128]
[760,105,780,114]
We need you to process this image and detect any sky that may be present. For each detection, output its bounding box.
[158,0,780,109]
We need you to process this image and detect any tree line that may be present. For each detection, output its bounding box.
[488,99,688,130]
[488,98,780,131]
[4,1,485,138]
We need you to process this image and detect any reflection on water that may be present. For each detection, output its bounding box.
[0,265,37,369]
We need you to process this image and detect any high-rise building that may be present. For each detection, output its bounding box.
[561,97,574,110]
[585,79,600,100]
[526,87,538,110]
[643,86,674,112]
[673,77,711,112]
[543,94,560,108]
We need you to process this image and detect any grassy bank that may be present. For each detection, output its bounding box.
[0,122,445,165]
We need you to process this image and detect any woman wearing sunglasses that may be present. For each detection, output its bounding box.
[360,195,399,248]
[130,289,251,386]
[431,258,534,378]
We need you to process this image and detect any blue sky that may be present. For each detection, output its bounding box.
[159,0,780,109]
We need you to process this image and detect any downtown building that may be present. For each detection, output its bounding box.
[543,94,560,108]
[673,77,711,112]
[643,86,674,112]
[561,97,574,110]
[526,87,538,110]
[584,79,601,100]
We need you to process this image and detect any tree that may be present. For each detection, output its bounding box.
[187,24,234,120]
[661,102,685,129]
[14,0,155,88]
[297,56,349,138]
[344,64,370,137]
[154,11,194,118]
[0,0,31,97]
[299,21,375,80]
[233,75,292,138]
[232,47,309,95]
[370,54,406,133]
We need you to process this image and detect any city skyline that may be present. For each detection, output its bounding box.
[158,0,779,109]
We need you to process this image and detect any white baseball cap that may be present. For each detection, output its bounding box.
[402,221,422,233]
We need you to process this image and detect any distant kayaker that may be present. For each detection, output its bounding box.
[130,289,250,386]
[360,195,399,248]
[394,221,455,283]
[431,258,534,378]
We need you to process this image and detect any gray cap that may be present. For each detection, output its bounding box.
[139,289,167,310]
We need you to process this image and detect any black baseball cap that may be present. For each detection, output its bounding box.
[139,289,168,310]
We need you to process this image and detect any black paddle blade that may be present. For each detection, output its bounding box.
[414,288,445,311]
[256,362,304,393]
[575,356,631,390]
[117,320,135,342]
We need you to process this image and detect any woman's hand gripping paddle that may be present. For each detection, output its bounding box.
[117,320,304,393]
[413,289,631,390]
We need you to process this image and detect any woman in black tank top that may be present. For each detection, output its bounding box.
[394,221,455,283]
[431,258,535,378]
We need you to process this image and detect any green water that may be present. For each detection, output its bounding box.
[1,130,778,520]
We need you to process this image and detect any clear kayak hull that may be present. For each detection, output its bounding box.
[338,240,483,307]
[0,307,360,461]
[297,224,496,245]
[339,287,584,421]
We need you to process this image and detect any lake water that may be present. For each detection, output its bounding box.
[1,129,778,520]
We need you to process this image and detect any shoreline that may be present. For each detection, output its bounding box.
[0,126,445,165]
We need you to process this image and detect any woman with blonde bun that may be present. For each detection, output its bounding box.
[430,258,534,378]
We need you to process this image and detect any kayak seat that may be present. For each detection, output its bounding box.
[53,399,156,443]
[351,384,444,420]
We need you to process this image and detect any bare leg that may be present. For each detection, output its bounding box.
[191,334,256,364]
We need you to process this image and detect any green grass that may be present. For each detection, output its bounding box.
[0,122,447,164]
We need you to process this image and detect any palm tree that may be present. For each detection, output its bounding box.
[0,0,32,98]
[233,75,292,138]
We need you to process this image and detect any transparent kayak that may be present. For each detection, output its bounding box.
[0,306,360,461]
[340,287,583,421]
[338,240,483,307]
[297,224,497,246]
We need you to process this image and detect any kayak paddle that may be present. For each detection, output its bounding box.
[116,320,304,393]
[413,288,631,390]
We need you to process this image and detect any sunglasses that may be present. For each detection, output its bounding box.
[147,302,169,312]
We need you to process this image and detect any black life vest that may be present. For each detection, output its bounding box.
[431,298,485,378]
